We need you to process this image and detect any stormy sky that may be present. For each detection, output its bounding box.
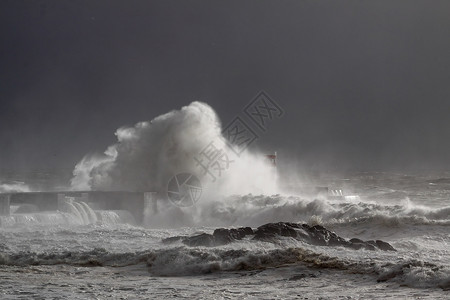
[1,0,450,173]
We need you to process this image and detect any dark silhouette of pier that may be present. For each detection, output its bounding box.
[0,191,158,224]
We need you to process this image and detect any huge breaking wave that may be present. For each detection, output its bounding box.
[70,102,277,197]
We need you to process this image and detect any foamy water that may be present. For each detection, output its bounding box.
[1,103,449,298]
[0,172,449,299]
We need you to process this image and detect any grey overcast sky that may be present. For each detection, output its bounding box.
[1,0,450,172]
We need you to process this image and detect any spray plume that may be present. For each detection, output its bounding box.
[71,102,278,199]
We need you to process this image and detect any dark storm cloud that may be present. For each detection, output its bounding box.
[1,0,450,172]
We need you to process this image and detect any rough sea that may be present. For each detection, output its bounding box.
[0,171,449,299]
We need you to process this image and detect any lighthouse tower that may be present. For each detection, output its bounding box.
[265,152,277,167]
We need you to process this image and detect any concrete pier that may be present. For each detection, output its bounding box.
[0,194,10,216]
[1,191,160,224]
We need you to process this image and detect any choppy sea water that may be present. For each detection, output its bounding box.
[0,172,449,299]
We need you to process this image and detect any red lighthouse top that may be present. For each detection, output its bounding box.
[265,152,277,166]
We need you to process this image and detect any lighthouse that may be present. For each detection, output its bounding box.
[265,152,277,167]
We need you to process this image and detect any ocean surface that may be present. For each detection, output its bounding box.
[0,171,449,299]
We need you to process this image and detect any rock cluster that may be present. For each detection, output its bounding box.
[162,222,396,251]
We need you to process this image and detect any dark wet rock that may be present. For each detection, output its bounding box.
[348,242,365,250]
[253,222,301,241]
[349,238,377,251]
[161,236,187,244]
[212,227,253,245]
[289,273,317,280]
[252,223,395,251]
[304,224,349,247]
[365,240,397,251]
[375,240,396,251]
[183,233,215,247]
[162,222,395,251]
[173,227,255,247]
[212,228,234,245]
[236,226,254,237]
[349,238,364,244]
[253,223,350,248]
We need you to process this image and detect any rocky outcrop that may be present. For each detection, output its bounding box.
[213,227,254,245]
[162,222,396,251]
[164,227,254,247]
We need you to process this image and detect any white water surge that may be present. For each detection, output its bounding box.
[71,101,277,198]
[0,198,135,227]
[1,103,449,299]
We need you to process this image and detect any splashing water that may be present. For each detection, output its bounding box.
[0,181,31,193]
[71,101,278,200]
